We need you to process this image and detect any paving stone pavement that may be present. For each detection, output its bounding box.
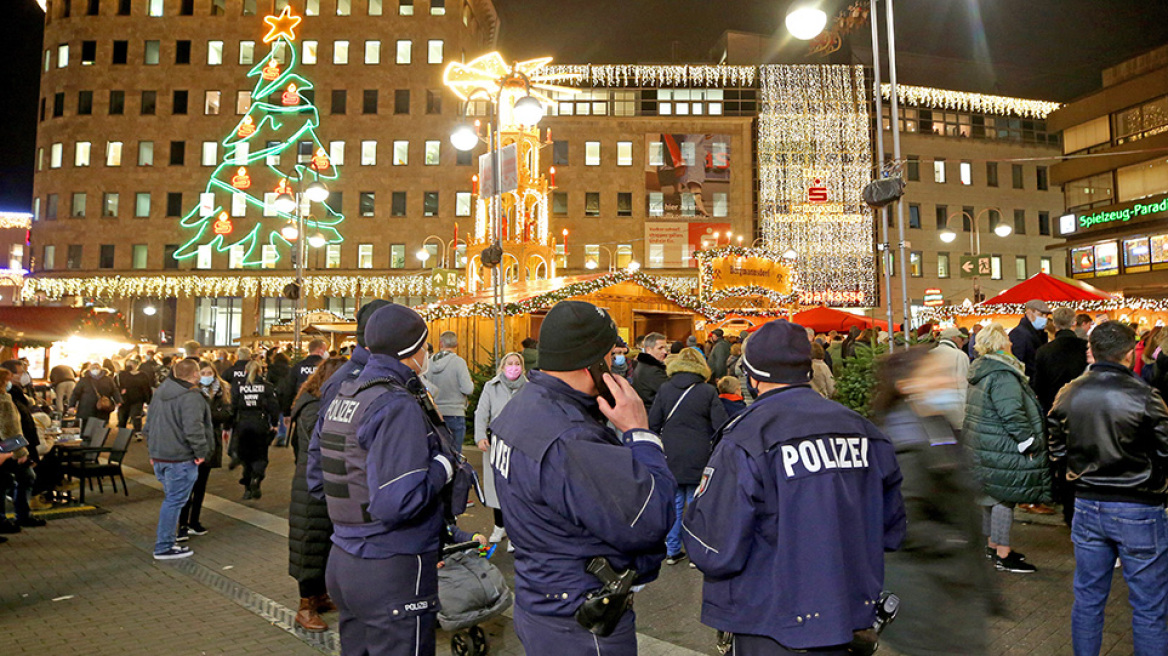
[0,438,1144,655]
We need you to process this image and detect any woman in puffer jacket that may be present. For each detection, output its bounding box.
[649,347,728,566]
[963,322,1051,574]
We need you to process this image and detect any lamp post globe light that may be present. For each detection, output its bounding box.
[939,229,957,243]
[994,223,1013,238]
[304,180,330,202]
[307,232,327,248]
[416,248,431,263]
[143,305,157,316]
[274,192,297,214]
[785,3,828,40]
[450,123,479,152]
[281,221,299,241]
[512,95,545,126]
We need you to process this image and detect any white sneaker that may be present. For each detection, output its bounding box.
[154,546,193,560]
[506,540,515,553]
[489,526,507,543]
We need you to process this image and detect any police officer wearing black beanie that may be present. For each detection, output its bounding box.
[489,300,678,654]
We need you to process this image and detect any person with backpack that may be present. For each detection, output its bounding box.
[649,347,728,566]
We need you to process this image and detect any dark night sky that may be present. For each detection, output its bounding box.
[3,0,1167,211]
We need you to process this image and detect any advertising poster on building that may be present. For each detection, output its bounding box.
[644,222,731,268]
[645,134,730,217]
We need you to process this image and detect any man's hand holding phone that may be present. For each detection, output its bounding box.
[597,373,649,434]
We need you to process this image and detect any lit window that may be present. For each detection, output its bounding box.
[72,193,87,218]
[229,244,244,269]
[197,244,212,269]
[148,0,163,16]
[303,41,317,65]
[132,245,148,269]
[427,40,443,64]
[305,0,320,15]
[106,142,123,167]
[325,245,341,268]
[396,40,412,64]
[208,41,223,65]
[400,0,413,15]
[391,244,406,268]
[909,251,923,277]
[648,142,664,166]
[358,244,373,268]
[585,141,600,166]
[938,253,950,278]
[138,141,154,166]
[74,142,92,167]
[960,161,972,186]
[1015,256,1027,280]
[50,143,63,168]
[334,41,349,65]
[648,192,664,217]
[648,243,664,268]
[239,41,255,65]
[455,192,471,216]
[364,41,380,65]
[424,140,440,165]
[204,91,221,115]
[262,245,278,269]
[368,0,383,14]
[232,193,246,216]
[1041,257,1052,274]
[431,0,445,14]
[393,140,408,165]
[57,44,69,68]
[263,192,278,216]
[201,141,217,166]
[135,192,151,217]
[712,192,728,217]
[336,0,351,15]
[361,140,377,165]
[236,91,251,114]
[991,255,1002,280]
[934,158,946,183]
[616,245,633,269]
[616,141,632,166]
[329,141,345,166]
[144,40,160,65]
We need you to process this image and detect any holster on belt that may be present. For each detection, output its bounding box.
[575,557,636,637]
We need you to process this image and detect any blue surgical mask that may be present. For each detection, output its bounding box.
[1032,316,1047,331]
[613,354,626,366]
[199,375,215,386]
[4,382,10,392]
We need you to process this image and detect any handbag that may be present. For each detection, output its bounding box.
[92,378,114,412]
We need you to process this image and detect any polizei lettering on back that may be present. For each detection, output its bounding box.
[490,435,512,479]
[780,436,870,479]
[325,398,361,424]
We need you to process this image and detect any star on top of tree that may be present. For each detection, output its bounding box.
[263,5,302,44]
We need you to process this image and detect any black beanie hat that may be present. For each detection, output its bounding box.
[741,320,812,385]
[364,304,429,359]
[355,299,392,347]
[538,301,619,372]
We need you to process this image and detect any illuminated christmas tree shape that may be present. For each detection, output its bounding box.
[175,6,342,267]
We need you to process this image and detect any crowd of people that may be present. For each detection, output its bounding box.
[4,295,1167,656]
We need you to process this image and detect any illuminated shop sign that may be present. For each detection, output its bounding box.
[1072,195,1168,232]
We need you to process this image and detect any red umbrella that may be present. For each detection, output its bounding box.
[980,272,1114,305]
[791,306,899,333]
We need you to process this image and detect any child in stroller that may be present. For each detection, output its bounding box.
[438,524,513,655]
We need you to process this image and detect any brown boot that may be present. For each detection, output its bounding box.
[314,593,337,613]
[295,598,328,632]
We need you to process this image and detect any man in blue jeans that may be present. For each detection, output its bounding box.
[1049,320,1168,656]
[143,359,212,560]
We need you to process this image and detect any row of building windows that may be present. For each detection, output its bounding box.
[42,88,446,120]
[881,106,1059,146]
[47,0,451,21]
[886,251,1054,281]
[903,157,1050,191]
[896,203,1054,237]
[1062,95,1168,155]
[1063,156,1168,213]
[46,37,444,70]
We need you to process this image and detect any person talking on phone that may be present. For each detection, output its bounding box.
[489,300,677,655]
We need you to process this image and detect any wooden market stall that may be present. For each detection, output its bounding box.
[423,273,707,366]
[0,307,135,379]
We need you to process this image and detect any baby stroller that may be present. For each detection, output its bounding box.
[438,540,513,655]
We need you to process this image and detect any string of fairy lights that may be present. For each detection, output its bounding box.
[883,84,1062,120]
[921,298,1168,322]
[541,64,757,88]
[758,64,875,307]
[21,274,439,302]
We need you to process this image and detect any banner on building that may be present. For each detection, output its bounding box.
[644,134,730,217]
[644,222,731,268]
[709,256,793,294]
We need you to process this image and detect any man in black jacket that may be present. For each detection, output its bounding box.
[1048,321,1168,656]
[1009,299,1050,381]
[632,332,669,410]
[279,338,328,439]
[1032,307,1089,524]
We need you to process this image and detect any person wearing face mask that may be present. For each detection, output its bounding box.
[964,322,1051,574]
[178,362,233,540]
[874,347,995,656]
[474,352,527,552]
[314,303,464,656]
[928,327,970,429]
[69,363,122,429]
[1008,299,1051,382]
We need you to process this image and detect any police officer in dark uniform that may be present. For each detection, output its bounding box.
[683,321,907,655]
[224,346,254,469]
[490,300,678,655]
[313,303,461,656]
[232,360,280,499]
[280,338,329,427]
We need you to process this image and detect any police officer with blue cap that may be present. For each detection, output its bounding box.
[312,302,460,656]
[683,320,907,655]
[490,300,678,655]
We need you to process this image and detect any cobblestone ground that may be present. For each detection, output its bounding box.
[0,439,1140,655]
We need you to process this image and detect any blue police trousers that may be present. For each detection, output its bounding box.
[325,545,439,656]
[731,634,850,655]
[513,603,637,656]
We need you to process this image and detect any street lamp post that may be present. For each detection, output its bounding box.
[585,245,615,272]
[941,207,1010,303]
[274,177,329,354]
[416,235,467,269]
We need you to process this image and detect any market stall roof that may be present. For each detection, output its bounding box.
[980,272,1115,305]
[0,307,123,343]
[790,306,899,333]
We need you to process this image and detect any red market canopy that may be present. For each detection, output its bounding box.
[790,306,899,333]
[980,273,1115,306]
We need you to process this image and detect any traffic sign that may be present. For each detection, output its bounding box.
[959,255,992,279]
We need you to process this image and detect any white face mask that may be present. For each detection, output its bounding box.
[412,350,430,376]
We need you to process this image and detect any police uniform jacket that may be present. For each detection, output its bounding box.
[489,371,678,617]
[232,378,280,428]
[683,385,906,650]
[225,360,250,395]
[281,354,323,414]
[321,354,453,558]
[307,346,369,498]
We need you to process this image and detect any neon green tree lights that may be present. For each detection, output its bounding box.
[175,6,343,267]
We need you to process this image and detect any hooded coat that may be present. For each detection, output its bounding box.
[963,353,1051,504]
[474,353,527,509]
[428,350,475,418]
[648,355,729,485]
[288,390,333,587]
[1,390,22,440]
